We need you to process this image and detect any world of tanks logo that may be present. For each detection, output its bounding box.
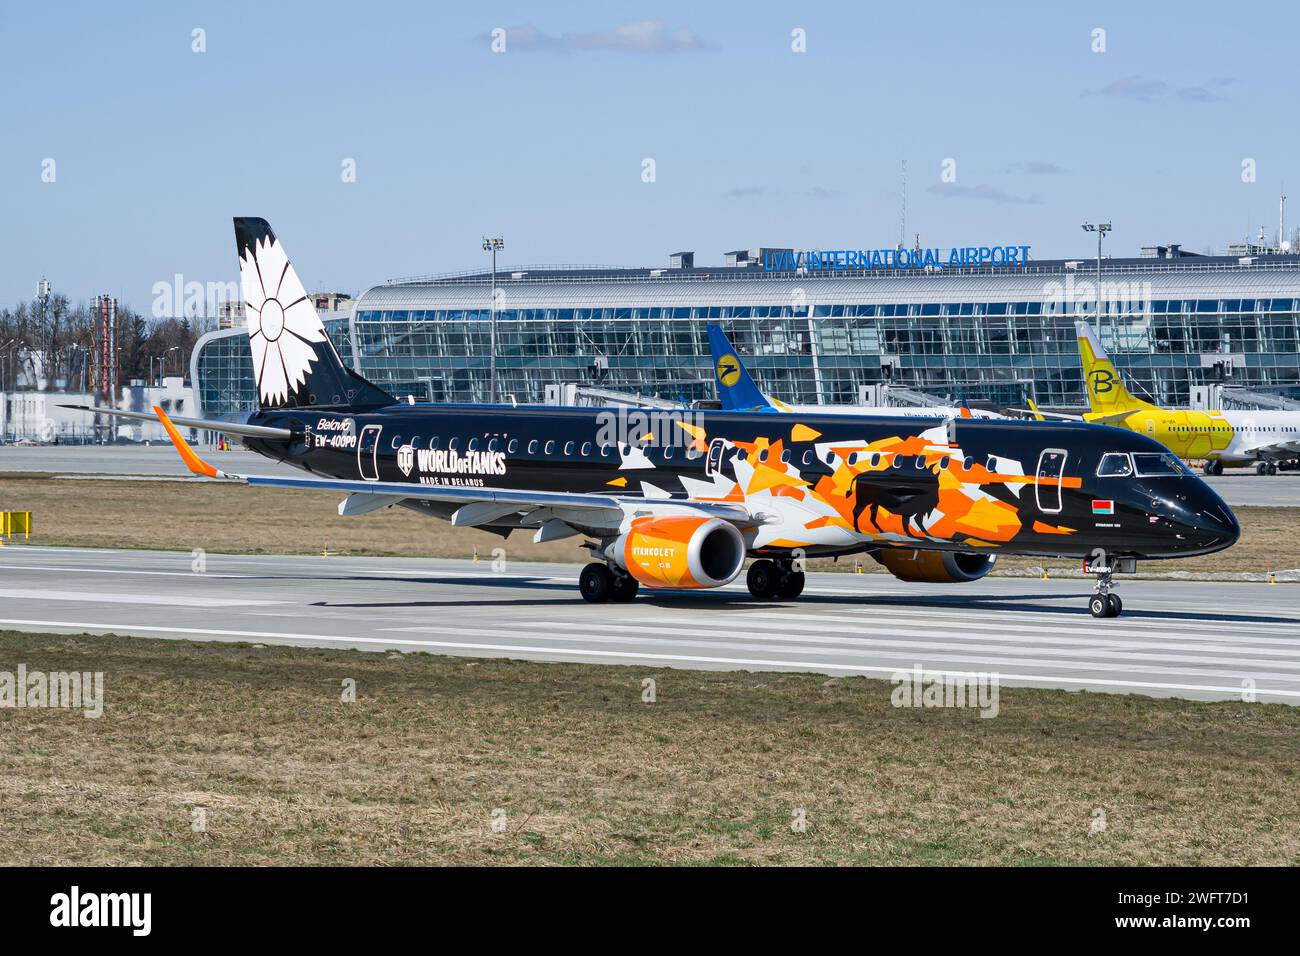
[397,443,415,476]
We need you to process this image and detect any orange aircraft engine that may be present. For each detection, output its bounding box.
[874,548,996,583]
[609,515,746,589]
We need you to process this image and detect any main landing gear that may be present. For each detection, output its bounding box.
[1256,461,1278,476]
[746,558,806,601]
[1202,460,1223,476]
[578,562,639,604]
[1087,564,1123,618]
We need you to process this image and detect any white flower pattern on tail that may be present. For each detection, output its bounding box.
[239,235,326,405]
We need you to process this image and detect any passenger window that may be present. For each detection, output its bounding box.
[663,446,674,460]
[963,456,974,471]
[544,440,555,455]
[781,449,791,463]
[527,439,538,454]
[687,445,702,460]
[563,441,574,455]
[892,454,904,469]
[507,439,518,453]
[758,448,769,463]
[581,441,592,456]
[448,437,459,451]
[1096,452,1133,477]
[467,438,478,451]
[428,436,440,450]
[870,452,881,468]
[487,438,499,452]
[600,443,612,457]
[390,435,403,449]
[801,450,813,465]
[848,452,860,465]
[914,456,926,469]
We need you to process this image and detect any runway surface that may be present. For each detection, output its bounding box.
[0,545,1297,704]
[0,445,299,477]
[2,445,1297,506]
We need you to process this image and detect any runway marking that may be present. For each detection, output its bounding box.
[0,587,283,608]
[517,618,1300,661]
[0,617,1294,701]
[0,563,258,580]
[601,606,1300,637]
[389,622,1300,684]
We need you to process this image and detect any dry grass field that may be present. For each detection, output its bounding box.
[1,473,1296,575]
[0,630,1297,866]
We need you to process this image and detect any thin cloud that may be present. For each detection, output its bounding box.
[928,183,1042,206]
[1088,75,1235,103]
[1178,78,1236,102]
[726,185,767,198]
[484,21,714,54]
[1003,161,1065,176]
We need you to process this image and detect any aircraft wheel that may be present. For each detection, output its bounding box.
[1088,595,1110,618]
[1257,462,1269,475]
[777,570,806,600]
[579,563,614,603]
[610,573,639,603]
[1267,463,1278,476]
[747,559,779,599]
[1106,593,1123,617]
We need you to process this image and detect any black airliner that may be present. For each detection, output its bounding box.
[74,219,1240,618]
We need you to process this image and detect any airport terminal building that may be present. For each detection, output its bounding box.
[192,244,1300,417]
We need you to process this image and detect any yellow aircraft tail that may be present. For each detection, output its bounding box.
[1074,320,1158,418]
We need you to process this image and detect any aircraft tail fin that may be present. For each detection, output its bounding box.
[234,217,394,412]
[706,323,775,412]
[1074,320,1157,417]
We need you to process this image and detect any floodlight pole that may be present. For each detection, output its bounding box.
[1081,221,1112,322]
[482,236,504,403]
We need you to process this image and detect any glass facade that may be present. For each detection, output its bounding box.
[194,317,353,416]
[193,264,1300,416]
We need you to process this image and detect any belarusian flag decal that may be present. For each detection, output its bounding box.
[1092,500,1115,515]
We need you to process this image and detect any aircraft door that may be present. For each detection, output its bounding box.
[1035,448,1067,514]
[357,424,382,481]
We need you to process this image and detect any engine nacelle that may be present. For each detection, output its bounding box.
[609,515,746,589]
[875,548,996,583]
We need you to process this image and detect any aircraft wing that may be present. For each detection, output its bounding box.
[59,404,294,441]
[150,405,757,540]
[1009,407,1085,421]
[1231,437,1300,460]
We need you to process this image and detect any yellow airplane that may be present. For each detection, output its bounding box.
[1075,320,1300,476]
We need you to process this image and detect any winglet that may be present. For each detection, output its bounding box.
[154,405,225,478]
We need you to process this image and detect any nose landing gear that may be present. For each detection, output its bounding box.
[1087,564,1123,618]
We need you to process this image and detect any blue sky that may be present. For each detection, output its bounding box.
[2,0,1296,309]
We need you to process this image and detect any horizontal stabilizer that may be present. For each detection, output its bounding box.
[60,404,293,441]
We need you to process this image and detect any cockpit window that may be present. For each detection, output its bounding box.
[1097,452,1133,477]
[1133,452,1187,477]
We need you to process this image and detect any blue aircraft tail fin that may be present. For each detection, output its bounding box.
[706,324,774,412]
